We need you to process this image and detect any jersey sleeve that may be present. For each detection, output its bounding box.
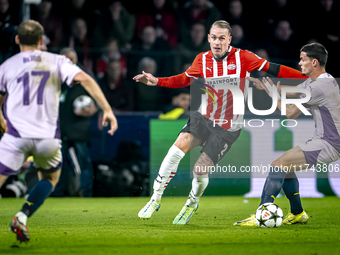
[297,79,309,89]
[58,55,82,86]
[243,50,267,73]
[185,53,203,78]
[304,85,324,106]
[157,72,191,88]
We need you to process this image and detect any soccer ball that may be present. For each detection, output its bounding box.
[73,95,94,114]
[255,203,283,228]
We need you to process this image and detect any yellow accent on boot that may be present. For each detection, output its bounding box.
[283,211,309,225]
[233,214,257,226]
[173,204,198,225]
[138,199,161,219]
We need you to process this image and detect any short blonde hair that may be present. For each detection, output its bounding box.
[210,20,232,35]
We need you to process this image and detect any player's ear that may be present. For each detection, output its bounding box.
[15,35,20,45]
[38,37,44,46]
[207,34,211,43]
[312,59,318,67]
[228,35,232,44]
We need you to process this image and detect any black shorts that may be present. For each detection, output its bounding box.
[180,111,241,164]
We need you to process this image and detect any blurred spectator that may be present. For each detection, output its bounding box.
[96,39,127,79]
[312,0,340,74]
[264,0,296,28]
[101,1,135,48]
[128,26,172,78]
[63,17,97,74]
[62,47,95,78]
[230,24,253,49]
[264,20,299,66]
[53,48,97,197]
[159,88,190,119]
[135,0,178,48]
[98,59,134,110]
[178,0,222,44]
[30,0,63,51]
[134,57,165,111]
[176,22,209,72]
[0,0,19,63]
[225,0,244,25]
[61,0,103,44]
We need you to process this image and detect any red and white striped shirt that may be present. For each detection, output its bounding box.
[157,46,304,131]
[184,46,267,131]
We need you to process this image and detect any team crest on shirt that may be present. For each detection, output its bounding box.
[227,63,236,70]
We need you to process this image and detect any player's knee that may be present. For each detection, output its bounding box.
[174,133,191,153]
[271,157,287,169]
[193,165,208,175]
[40,169,61,187]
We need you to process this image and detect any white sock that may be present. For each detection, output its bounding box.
[16,211,28,225]
[151,145,185,202]
[186,174,209,207]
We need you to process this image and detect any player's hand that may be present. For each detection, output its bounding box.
[246,77,269,93]
[133,71,158,86]
[0,118,7,134]
[102,110,118,135]
[262,77,281,96]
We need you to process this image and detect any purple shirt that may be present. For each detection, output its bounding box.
[0,50,82,138]
[298,73,340,151]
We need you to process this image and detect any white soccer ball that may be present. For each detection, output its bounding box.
[255,203,283,228]
[73,95,94,113]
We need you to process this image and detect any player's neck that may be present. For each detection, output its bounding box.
[309,68,326,81]
[20,45,40,52]
[213,50,229,62]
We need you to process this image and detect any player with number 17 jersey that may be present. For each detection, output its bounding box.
[0,50,82,138]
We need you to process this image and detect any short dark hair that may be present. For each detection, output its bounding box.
[300,43,328,67]
[17,20,44,46]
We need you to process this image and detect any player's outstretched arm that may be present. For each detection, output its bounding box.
[73,71,118,135]
[133,71,158,86]
[247,77,301,98]
[264,77,302,119]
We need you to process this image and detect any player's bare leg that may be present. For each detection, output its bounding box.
[272,146,307,172]
[138,132,201,219]
[0,174,9,188]
[173,152,214,225]
[11,169,61,242]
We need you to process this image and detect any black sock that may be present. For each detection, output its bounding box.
[21,179,54,217]
[260,167,286,205]
[283,172,303,215]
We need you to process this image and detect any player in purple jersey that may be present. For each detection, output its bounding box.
[235,43,339,226]
[0,20,118,242]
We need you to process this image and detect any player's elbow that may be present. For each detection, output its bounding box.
[286,110,301,119]
[73,71,92,85]
[286,113,296,119]
[284,105,301,120]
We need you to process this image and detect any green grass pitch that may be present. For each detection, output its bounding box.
[1,196,340,255]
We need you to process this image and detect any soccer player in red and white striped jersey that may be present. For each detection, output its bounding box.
[134,20,306,224]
